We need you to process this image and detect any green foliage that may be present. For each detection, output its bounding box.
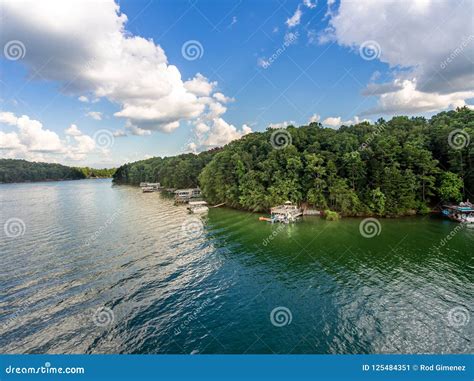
[75,167,116,178]
[324,210,340,221]
[0,159,116,183]
[113,149,219,188]
[0,159,86,183]
[438,172,463,202]
[114,108,473,216]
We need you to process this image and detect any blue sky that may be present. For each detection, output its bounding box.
[0,0,473,167]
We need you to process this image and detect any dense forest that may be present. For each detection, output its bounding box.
[114,108,473,216]
[0,159,115,183]
[75,166,116,178]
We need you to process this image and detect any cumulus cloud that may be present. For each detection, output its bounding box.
[322,115,369,128]
[362,79,472,115]
[184,73,216,97]
[303,0,317,9]
[0,111,105,162]
[268,120,296,129]
[323,0,474,115]
[0,0,240,147]
[65,124,82,136]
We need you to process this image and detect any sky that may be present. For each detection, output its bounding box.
[0,0,473,168]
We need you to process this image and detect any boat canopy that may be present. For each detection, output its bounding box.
[188,201,208,206]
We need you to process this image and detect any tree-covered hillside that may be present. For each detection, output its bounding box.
[113,148,220,188]
[114,108,473,216]
[0,159,116,183]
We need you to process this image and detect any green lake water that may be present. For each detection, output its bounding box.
[0,179,472,353]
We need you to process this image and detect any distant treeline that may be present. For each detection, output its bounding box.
[114,108,473,216]
[0,159,115,183]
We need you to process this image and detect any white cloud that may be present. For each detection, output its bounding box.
[213,92,234,103]
[199,118,252,147]
[362,79,473,115]
[112,129,127,137]
[286,6,302,28]
[0,111,106,162]
[308,113,320,123]
[322,116,341,128]
[78,95,89,103]
[65,124,82,136]
[0,0,237,137]
[303,0,317,9]
[322,115,369,128]
[125,121,152,136]
[268,120,296,129]
[184,73,216,97]
[86,111,103,120]
[323,0,474,115]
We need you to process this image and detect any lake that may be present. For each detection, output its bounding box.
[0,179,472,354]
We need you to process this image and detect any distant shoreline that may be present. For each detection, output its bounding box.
[0,177,112,185]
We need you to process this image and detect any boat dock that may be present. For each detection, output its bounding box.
[174,188,202,203]
[441,201,474,225]
[265,201,303,223]
[140,182,161,192]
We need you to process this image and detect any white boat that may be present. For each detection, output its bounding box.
[187,201,209,214]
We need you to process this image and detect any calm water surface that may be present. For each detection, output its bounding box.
[0,179,472,354]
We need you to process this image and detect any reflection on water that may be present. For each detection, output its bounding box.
[0,179,472,354]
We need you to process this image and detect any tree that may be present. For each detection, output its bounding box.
[438,172,463,202]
